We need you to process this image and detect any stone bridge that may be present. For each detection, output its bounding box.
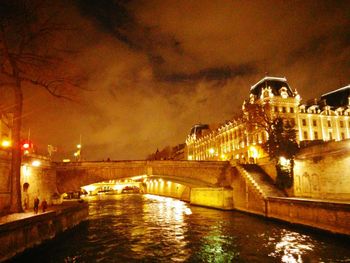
[55,160,233,194]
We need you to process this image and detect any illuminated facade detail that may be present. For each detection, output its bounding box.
[0,113,13,149]
[186,77,350,162]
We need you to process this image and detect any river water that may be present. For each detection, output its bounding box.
[12,194,350,262]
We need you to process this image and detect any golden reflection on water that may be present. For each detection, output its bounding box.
[138,194,192,261]
[79,194,350,262]
[269,229,315,263]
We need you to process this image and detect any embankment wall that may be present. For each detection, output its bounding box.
[0,202,88,262]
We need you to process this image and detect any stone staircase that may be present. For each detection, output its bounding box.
[236,164,286,199]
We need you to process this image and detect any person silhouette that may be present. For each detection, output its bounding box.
[34,197,40,214]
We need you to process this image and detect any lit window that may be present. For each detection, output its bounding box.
[340,121,344,128]
[303,131,308,140]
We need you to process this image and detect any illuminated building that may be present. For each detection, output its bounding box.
[186,77,350,162]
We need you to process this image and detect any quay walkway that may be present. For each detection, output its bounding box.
[0,201,88,262]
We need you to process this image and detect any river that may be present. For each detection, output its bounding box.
[11,194,350,262]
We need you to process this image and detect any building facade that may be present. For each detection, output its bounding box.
[0,113,13,148]
[185,77,350,162]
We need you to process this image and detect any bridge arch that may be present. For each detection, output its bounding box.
[55,160,232,194]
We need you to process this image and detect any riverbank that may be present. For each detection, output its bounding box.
[0,201,88,262]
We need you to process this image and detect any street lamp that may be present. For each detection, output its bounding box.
[32,160,41,167]
[1,139,11,148]
[74,143,82,161]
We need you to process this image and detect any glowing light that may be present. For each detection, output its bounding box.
[250,146,259,159]
[77,144,81,149]
[113,184,123,191]
[1,139,11,148]
[279,156,290,166]
[74,152,78,157]
[188,155,193,160]
[62,159,71,162]
[23,143,30,149]
[220,154,227,160]
[31,160,41,167]
[82,185,96,192]
[209,148,215,154]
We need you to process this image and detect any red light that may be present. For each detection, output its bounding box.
[21,140,33,152]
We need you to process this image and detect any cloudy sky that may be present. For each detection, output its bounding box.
[18,0,350,160]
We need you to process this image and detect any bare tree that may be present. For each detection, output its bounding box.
[243,101,299,189]
[243,100,274,135]
[0,0,84,213]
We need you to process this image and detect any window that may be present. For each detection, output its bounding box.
[290,107,294,113]
[341,133,345,140]
[282,107,286,113]
[274,106,278,112]
[314,131,318,140]
[340,121,344,128]
[313,120,317,126]
[302,119,306,126]
[303,131,308,140]
[329,132,333,140]
[327,120,331,127]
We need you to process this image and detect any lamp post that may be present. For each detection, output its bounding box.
[74,135,82,161]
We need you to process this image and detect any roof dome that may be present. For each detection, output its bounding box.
[250,76,294,98]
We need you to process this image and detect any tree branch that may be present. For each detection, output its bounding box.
[20,76,75,101]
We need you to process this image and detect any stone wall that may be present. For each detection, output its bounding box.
[146,180,191,202]
[0,150,11,215]
[145,181,234,209]
[294,140,350,200]
[21,155,61,210]
[0,202,88,262]
[267,197,350,235]
[190,188,233,210]
[257,158,277,182]
[231,167,267,216]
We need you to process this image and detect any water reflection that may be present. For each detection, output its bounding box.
[197,227,239,262]
[10,194,350,263]
[141,194,191,261]
[268,230,314,263]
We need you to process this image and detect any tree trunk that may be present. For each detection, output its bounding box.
[9,82,23,213]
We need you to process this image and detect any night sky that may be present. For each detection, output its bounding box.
[15,0,350,160]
